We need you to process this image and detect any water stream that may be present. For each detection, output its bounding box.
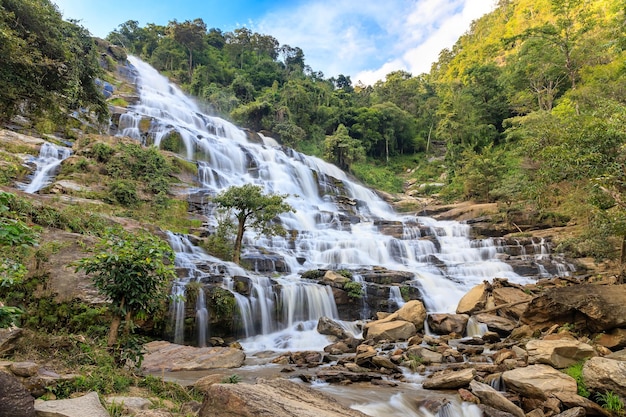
[120,56,568,416]
[19,142,72,193]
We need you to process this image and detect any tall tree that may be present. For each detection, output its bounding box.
[168,18,207,78]
[324,124,365,171]
[212,184,294,265]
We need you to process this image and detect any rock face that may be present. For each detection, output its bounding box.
[502,365,577,399]
[526,338,595,369]
[200,378,369,417]
[582,357,626,398]
[521,284,626,332]
[0,371,35,417]
[34,391,109,417]
[141,341,245,372]
[364,320,416,341]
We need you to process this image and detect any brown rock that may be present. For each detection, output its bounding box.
[141,341,245,372]
[457,283,488,314]
[553,392,612,417]
[492,287,532,319]
[364,320,416,342]
[427,313,469,335]
[458,388,480,404]
[194,374,229,393]
[10,361,39,378]
[0,327,23,356]
[501,365,577,399]
[317,317,350,339]
[0,371,35,417]
[526,338,595,369]
[469,380,525,417]
[474,313,517,335]
[422,368,475,390]
[582,356,626,398]
[200,378,368,416]
[595,328,626,350]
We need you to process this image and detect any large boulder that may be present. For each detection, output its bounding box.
[457,283,488,314]
[0,371,35,417]
[422,368,475,390]
[469,380,525,417]
[473,313,517,336]
[394,300,427,330]
[502,365,577,399]
[426,313,469,335]
[582,357,626,398]
[552,392,613,417]
[141,341,245,372]
[595,328,626,350]
[317,316,351,339]
[364,320,416,342]
[492,287,532,319]
[200,378,368,417]
[526,338,595,369]
[34,391,109,417]
[521,284,626,333]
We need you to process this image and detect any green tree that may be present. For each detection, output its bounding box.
[168,18,207,78]
[324,124,365,171]
[212,184,294,265]
[75,228,176,346]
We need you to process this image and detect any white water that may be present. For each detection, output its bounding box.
[121,56,559,351]
[20,142,72,193]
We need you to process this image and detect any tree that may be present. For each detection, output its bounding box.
[324,124,365,171]
[168,18,207,78]
[212,184,294,265]
[75,228,175,346]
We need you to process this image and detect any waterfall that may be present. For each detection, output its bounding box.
[20,142,72,193]
[388,286,405,310]
[122,56,547,347]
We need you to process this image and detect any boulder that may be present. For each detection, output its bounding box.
[0,326,22,355]
[552,392,613,417]
[474,313,517,336]
[526,338,595,369]
[521,284,626,333]
[364,320,416,342]
[321,270,351,285]
[595,328,626,350]
[607,348,626,361]
[394,300,427,330]
[502,365,577,399]
[405,346,443,365]
[317,316,350,339]
[422,368,475,390]
[354,344,377,366]
[371,355,400,372]
[141,341,245,372]
[457,283,488,314]
[10,361,39,377]
[194,374,228,394]
[426,313,469,335]
[34,391,109,417]
[554,408,586,417]
[492,287,532,319]
[469,380,525,417]
[200,378,368,417]
[0,371,35,417]
[582,357,626,398]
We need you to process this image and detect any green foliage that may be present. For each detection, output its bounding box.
[405,353,424,372]
[595,391,625,415]
[74,227,176,345]
[564,361,590,398]
[108,180,139,207]
[343,281,363,299]
[350,161,404,194]
[221,374,242,384]
[212,184,294,264]
[139,374,202,403]
[0,306,22,328]
[324,124,365,172]
[209,287,236,318]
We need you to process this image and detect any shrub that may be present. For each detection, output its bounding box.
[108,180,138,206]
[343,281,363,299]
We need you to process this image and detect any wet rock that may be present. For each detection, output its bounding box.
[582,356,626,398]
[502,365,577,399]
[141,341,245,372]
[315,369,383,384]
[469,380,525,417]
[427,313,469,335]
[354,344,377,366]
[526,338,595,369]
[359,269,414,285]
[474,313,517,336]
[458,388,480,404]
[0,371,35,417]
[201,378,370,417]
[521,284,626,333]
[364,320,416,342]
[371,355,400,372]
[34,391,109,417]
[318,316,351,339]
[422,368,475,390]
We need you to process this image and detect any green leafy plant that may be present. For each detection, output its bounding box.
[405,353,424,372]
[595,391,624,415]
[343,281,363,299]
[221,374,242,384]
[563,361,589,398]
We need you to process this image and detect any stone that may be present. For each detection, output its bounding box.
[371,355,400,372]
[105,396,152,413]
[134,411,173,417]
[526,338,595,369]
[458,388,480,404]
[582,356,626,398]
[10,361,39,377]
[321,270,351,285]
[552,392,612,417]
[554,407,586,417]
[521,284,626,333]
[200,378,368,417]
[0,371,35,417]
[34,391,109,417]
[422,368,475,390]
[492,287,532,319]
[354,344,377,365]
[0,327,22,355]
[474,313,517,335]
[364,320,416,342]
[427,313,469,335]
[595,328,626,350]
[394,300,427,330]
[469,380,525,417]
[194,374,228,393]
[607,348,626,361]
[318,316,350,339]
[457,283,488,314]
[502,365,577,399]
[141,341,245,372]
[406,346,443,365]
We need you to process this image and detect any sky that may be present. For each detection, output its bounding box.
[52,0,497,85]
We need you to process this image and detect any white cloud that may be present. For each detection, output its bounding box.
[257,0,496,84]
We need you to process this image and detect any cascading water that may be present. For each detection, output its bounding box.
[20,142,72,193]
[120,56,561,348]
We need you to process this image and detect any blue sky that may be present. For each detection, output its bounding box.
[52,0,496,84]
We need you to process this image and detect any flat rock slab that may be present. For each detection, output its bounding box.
[200,378,368,417]
[35,391,109,417]
[141,341,245,372]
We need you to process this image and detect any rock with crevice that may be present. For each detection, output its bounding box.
[582,356,626,398]
[526,338,595,369]
[469,380,525,417]
[501,365,577,399]
[0,371,35,417]
[200,378,369,417]
[364,319,416,342]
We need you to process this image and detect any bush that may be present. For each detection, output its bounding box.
[108,180,138,206]
[343,281,363,299]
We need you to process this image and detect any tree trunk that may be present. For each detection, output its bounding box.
[233,217,246,265]
[108,315,122,347]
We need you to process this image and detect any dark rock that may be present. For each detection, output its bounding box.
[0,372,35,417]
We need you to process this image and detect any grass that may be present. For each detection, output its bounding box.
[595,391,625,415]
[563,361,590,398]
